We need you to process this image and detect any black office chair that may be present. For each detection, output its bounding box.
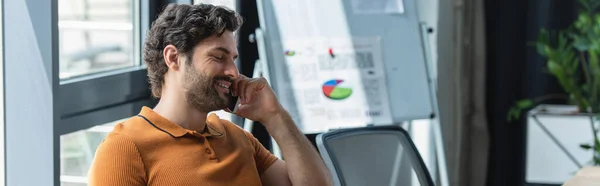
[316,125,434,186]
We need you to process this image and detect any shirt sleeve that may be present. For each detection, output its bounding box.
[88,133,147,186]
[243,131,280,174]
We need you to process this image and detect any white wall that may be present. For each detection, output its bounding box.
[4,0,57,185]
[0,1,5,185]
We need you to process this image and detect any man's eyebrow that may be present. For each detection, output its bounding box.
[214,47,230,54]
[213,47,238,59]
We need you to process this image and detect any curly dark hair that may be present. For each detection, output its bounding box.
[143,3,243,98]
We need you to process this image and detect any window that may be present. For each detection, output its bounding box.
[194,0,236,9]
[56,0,149,138]
[60,118,127,186]
[58,0,139,79]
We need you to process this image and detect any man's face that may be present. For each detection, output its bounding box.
[182,31,239,113]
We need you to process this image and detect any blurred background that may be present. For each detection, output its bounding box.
[3,0,599,186]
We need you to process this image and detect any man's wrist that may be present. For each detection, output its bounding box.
[260,109,292,129]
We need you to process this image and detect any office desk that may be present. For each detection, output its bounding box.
[563,167,600,186]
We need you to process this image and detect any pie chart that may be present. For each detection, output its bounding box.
[322,79,353,100]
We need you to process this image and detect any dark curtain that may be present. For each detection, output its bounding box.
[485,0,577,185]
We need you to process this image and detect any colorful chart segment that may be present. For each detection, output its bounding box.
[322,79,352,100]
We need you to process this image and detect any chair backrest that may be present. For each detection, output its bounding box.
[316,125,434,186]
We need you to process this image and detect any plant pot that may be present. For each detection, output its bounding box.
[563,166,600,186]
[526,104,599,185]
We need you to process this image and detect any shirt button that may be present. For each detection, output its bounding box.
[205,148,212,154]
[198,138,205,143]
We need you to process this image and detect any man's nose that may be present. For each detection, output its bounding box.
[224,61,240,79]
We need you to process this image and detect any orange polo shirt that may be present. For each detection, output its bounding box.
[88,107,279,186]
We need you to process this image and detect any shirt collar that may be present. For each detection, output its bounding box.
[205,113,225,137]
[138,106,224,138]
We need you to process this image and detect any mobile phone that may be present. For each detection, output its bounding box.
[227,86,239,112]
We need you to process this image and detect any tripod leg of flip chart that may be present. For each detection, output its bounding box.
[433,119,448,186]
[254,29,283,159]
[405,121,424,186]
[420,22,449,186]
[243,118,254,133]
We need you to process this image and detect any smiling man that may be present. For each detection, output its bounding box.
[88,3,332,186]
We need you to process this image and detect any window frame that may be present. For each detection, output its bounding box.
[56,0,166,135]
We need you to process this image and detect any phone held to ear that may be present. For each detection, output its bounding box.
[227,86,239,112]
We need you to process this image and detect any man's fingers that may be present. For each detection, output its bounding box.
[231,74,248,97]
[234,76,269,104]
[244,82,256,104]
[231,78,240,97]
[254,77,268,91]
[232,104,249,115]
[238,78,248,103]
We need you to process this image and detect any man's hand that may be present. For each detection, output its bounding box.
[229,75,284,123]
[228,75,333,186]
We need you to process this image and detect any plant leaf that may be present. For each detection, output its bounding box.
[581,143,593,150]
[507,99,535,122]
[547,61,565,78]
[573,36,591,51]
[536,30,551,56]
[517,99,534,108]
[595,138,600,152]
[580,0,590,11]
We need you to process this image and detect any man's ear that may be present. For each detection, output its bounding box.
[163,44,180,70]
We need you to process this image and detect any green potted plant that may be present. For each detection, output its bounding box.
[508,0,600,184]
